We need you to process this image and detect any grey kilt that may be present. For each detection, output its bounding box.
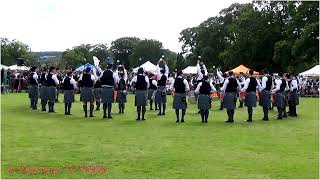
[101,87,114,103]
[223,92,237,109]
[260,90,271,107]
[64,90,75,103]
[245,91,257,107]
[46,86,57,101]
[289,90,299,106]
[135,90,147,106]
[198,94,211,110]
[80,87,94,102]
[155,86,167,104]
[39,85,48,100]
[274,91,284,108]
[147,89,156,100]
[28,85,39,100]
[173,93,187,109]
[94,88,102,100]
[116,90,127,104]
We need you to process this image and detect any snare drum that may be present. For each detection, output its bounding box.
[239,91,246,102]
[211,91,219,101]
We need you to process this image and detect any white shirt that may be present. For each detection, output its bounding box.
[31,72,38,83]
[131,74,150,88]
[290,79,298,91]
[241,76,262,91]
[261,76,269,90]
[197,63,208,81]
[216,70,224,84]
[195,81,216,94]
[62,76,77,89]
[272,78,289,92]
[156,65,169,80]
[170,76,190,92]
[46,73,60,85]
[220,77,241,92]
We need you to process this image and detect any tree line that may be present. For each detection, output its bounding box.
[1,1,318,73]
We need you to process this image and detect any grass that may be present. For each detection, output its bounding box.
[1,93,319,178]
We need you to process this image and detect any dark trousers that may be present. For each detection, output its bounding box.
[175,109,186,122]
[200,109,209,123]
[103,103,112,118]
[247,107,253,121]
[137,106,146,120]
[227,109,234,121]
[263,106,269,118]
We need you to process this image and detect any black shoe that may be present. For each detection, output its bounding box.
[89,114,95,117]
[108,116,112,119]
[181,119,185,123]
[119,111,122,114]
[150,108,153,110]
[142,118,146,120]
[245,120,252,122]
[136,118,140,121]
[103,115,107,119]
[65,112,68,115]
[262,117,269,121]
[157,113,162,115]
[205,121,208,123]
[201,120,204,123]
[162,112,165,115]
[225,120,233,123]
[176,120,179,123]
[67,113,72,115]
[283,115,287,118]
[96,108,100,111]
[48,111,55,113]
[42,108,46,111]
[219,108,223,110]
[155,108,159,110]
[277,116,282,120]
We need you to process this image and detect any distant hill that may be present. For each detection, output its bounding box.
[33,51,63,61]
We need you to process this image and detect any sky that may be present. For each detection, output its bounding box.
[0,0,250,52]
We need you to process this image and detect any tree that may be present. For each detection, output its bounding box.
[110,37,140,68]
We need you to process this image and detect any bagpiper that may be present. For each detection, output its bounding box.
[288,73,299,116]
[62,71,77,115]
[220,71,241,122]
[39,67,48,111]
[271,73,289,119]
[79,67,96,117]
[131,67,149,120]
[195,75,217,123]
[116,65,128,114]
[46,67,60,113]
[147,73,158,110]
[170,70,189,123]
[240,70,261,122]
[260,69,273,120]
[155,58,169,115]
[94,70,102,111]
[28,66,39,110]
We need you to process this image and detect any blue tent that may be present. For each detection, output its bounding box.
[75,63,97,72]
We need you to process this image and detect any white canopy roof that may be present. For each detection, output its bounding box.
[133,61,157,74]
[182,66,197,74]
[299,65,320,77]
[8,64,30,71]
[0,64,8,70]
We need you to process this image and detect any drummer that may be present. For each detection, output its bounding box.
[155,58,169,115]
[240,70,262,122]
[220,71,241,123]
[131,68,149,120]
[116,65,128,114]
[170,70,189,123]
[147,73,158,110]
[195,75,217,123]
[260,69,273,120]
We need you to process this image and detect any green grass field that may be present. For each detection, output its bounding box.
[1,93,319,178]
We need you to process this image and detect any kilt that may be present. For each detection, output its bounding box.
[80,87,94,102]
[147,89,156,100]
[116,90,127,104]
[46,86,57,100]
[94,88,102,100]
[223,92,237,109]
[173,93,187,109]
[274,91,284,108]
[260,90,271,107]
[64,90,75,103]
[28,85,39,100]
[244,91,257,107]
[101,87,114,103]
[198,94,211,110]
[135,90,147,106]
[39,85,48,100]
[155,86,167,104]
[289,90,299,106]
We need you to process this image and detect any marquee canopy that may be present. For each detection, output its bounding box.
[299,65,320,77]
[7,64,30,71]
[133,61,157,74]
[182,66,197,74]
[1,64,8,70]
[228,65,259,75]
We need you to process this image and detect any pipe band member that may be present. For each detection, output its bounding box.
[195,75,217,123]
[238,72,245,108]
[156,59,169,115]
[100,63,118,119]
[271,72,289,119]
[148,73,158,110]
[220,71,242,123]
[260,69,273,121]
[240,70,262,122]
[79,67,96,117]
[39,67,48,111]
[171,70,190,123]
[116,71,127,114]
[62,71,77,115]
[28,66,39,110]
[94,71,102,111]
[216,68,225,110]
[46,67,60,113]
[131,67,149,120]
[288,73,299,117]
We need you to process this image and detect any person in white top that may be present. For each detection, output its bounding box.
[288,73,299,117]
[28,66,39,110]
[170,70,190,123]
[155,59,169,115]
[62,71,77,115]
[46,67,60,113]
[271,72,289,119]
[240,70,262,122]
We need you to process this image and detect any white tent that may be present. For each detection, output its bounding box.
[133,61,157,74]
[182,66,197,74]
[8,64,30,71]
[299,65,320,77]
[0,64,8,70]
